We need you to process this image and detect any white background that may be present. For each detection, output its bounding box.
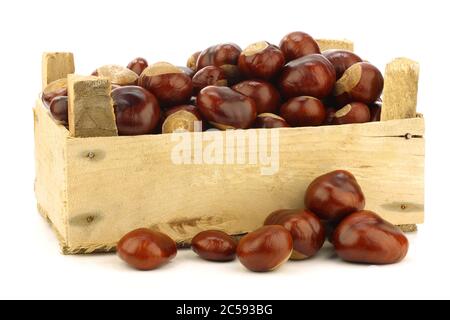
[0,0,449,300]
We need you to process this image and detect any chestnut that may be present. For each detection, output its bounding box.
[219,64,242,86]
[280,96,326,127]
[162,105,202,133]
[192,66,227,95]
[117,228,177,270]
[279,31,321,62]
[94,64,139,85]
[333,62,384,105]
[332,102,371,125]
[232,80,281,114]
[278,54,336,99]
[187,51,201,71]
[197,86,257,130]
[264,209,325,260]
[196,43,242,70]
[237,225,293,272]
[333,210,409,265]
[254,113,289,129]
[305,170,365,222]
[324,106,337,125]
[191,230,237,262]
[238,41,285,80]
[49,96,68,125]
[112,86,161,135]
[138,62,193,107]
[370,100,382,122]
[127,57,148,76]
[42,78,67,107]
[322,50,363,79]
[178,66,195,78]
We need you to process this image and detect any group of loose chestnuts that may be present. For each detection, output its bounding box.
[42,31,384,134]
[117,170,409,272]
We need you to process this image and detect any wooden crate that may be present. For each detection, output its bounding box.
[34,39,424,254]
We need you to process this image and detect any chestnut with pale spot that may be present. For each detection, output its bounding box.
[94,64,139,86]
[42,78,67,107]
[322,50,363,79]
[332,102,371,125]
[254,113,289,129]
[162,105,202,134]
[238,41,285,80]
[127,57,148,76]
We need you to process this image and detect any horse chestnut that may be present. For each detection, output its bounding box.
[238,41,285,80]
[279,31,321,62]
[280,96,326,127]
[191,230,237,262]
[232,80,281,114]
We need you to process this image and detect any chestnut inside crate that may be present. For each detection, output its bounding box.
[34,39,424,254]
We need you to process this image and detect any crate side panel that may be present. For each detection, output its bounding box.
[65,117,424,251]
[34,101,69,243]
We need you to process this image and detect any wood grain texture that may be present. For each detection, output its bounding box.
[381,58,420,121]
[34,101,69,244]
[316,39,354,52]
[67,75,118,138]
[61,112,424,252]
[42,52,74,89]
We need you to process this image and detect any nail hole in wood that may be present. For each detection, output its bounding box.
[405,133,412,140]
[86,152,96,159]
[401,204,407,210]
[86,216,95,224]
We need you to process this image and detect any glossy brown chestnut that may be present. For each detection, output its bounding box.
[237,225,293,272]
[333,210,409,264]
[197,86,257,129]
[49,96,68,124]
[127,57,148,76]
[94,64,139,85]
[280,96,326,127]
[254,113,289,129]
[162,105,202,133]
[333,62,384,105]
[278,54,336,99]
[42,78,67,107]
[178,66,195,78]
[232,80,281,114]
[322,50,363,79]
[238,41,285,80]
[112,86,161,135]
[117,228,177,270]
[192,66,227,95]
[191,230,237,262]
[138,62,193,107]
[264,209,325,260]
[196,43,242,70]
[187,51,201,71]
[279,31,321,62]
[370,100,382,122]
[305,170,365,222]
[332,102,371,125]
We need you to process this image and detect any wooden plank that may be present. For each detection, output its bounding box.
[316,39,354,52]
[63,117,424,253]
[381,58,420,121]
[67,75,118,138]
[42,52,75,89]
[34,100,69,247]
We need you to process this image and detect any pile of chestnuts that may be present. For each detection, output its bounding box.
[117,170,409,272]
[41,31,384,134]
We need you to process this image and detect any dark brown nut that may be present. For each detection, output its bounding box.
[187,51,201,71]
[279,31,321,62]
[332,102,371,125]
[278,54,336,99]
[42,78,67,107]
[322,50,363,79]
[117,228,177,270]
[196,43,242,70]
[197,86,257,129]
[138,62,193,107]
[232,80,281,114]
[333,62,384,105]
[238,41,285,80]
[127,57,148,76]
[305,170,365,222]
[370,100,382,122]
[192,66,228,95]
[333,210,409,265]
[49,96,68,124]
[112,86,161,135]
[94,64,139,85]
[191,230,237,262]
[280,96,326,127]
[264,209,325,260]
[254,113,289,128]
[219,64,242,86]
[237,225,293,272]
[178,66,195,78]
[162,105,202,133]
